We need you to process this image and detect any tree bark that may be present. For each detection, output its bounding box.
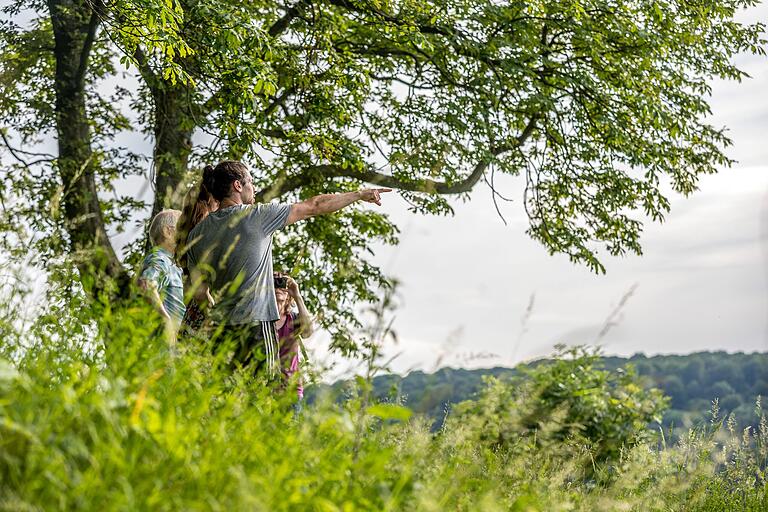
[48,0,125,294]
[149,82,194,219]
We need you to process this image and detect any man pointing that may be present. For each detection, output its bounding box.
[184,160,390,376]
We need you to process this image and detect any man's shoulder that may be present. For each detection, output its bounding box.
[188,204,287,240]
[255,201,292,212]
[200,204,254,227]
[188,210,226,239]
[219,204,276,230]
[253,202,293,226]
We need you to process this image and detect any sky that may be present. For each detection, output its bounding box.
[4,2,767,378]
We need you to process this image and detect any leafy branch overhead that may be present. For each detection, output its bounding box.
[0,0,765,346]
[127,0,764,271]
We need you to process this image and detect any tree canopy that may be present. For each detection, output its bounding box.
[0,0,765,350]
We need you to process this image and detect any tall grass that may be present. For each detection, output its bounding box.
[0,280,765,511]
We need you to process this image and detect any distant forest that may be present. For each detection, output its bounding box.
[314,352,768,431]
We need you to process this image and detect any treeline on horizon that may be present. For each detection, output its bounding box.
[314,351,768,432]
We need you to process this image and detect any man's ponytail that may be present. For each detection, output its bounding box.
[202,161,248,201]
[201,164,215,201]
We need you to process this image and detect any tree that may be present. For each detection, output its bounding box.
[661,375,686,409]
[132,0,766,274]
[0,0,187,294]
[1,0,765,348]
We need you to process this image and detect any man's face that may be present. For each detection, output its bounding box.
[241,174,255,205]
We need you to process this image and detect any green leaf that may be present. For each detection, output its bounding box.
[367,403,412,421]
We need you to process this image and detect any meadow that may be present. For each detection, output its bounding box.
[0,285,766,511]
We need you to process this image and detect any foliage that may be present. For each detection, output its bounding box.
[0,281,766,510]
[154,0,768,274]
[450,346,668,468]
[0,0,766,353]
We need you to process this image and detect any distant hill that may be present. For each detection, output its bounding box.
[311,351,768,431]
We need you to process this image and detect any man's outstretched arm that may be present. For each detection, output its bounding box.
[286,188,391,225]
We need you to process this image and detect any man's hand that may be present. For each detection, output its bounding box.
[358,188,391,206]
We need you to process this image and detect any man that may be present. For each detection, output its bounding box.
[138,209,186,327]
[185,160,389,376]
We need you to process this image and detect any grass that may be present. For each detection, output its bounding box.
[0,284,766,511]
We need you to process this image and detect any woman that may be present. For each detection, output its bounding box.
[175,166,218,339]
[274,272,314,400]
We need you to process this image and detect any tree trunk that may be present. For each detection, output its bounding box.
[149,82,194,219]
[48,0,125,295]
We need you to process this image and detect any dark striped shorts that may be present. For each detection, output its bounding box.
[215,321,280,378]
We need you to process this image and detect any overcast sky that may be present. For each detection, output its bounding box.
[314,3,768,377]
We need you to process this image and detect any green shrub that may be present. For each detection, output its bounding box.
[451,346,668,471]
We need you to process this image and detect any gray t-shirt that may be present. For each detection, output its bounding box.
[186,202,292,325]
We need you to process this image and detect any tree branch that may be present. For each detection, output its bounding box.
[263,85,297,117]
[255,116,538,200]
[333,41,424,65]
[75,4,101,88]
[268,0,312,37]
[370,74,433,90]
[0,131,55,168]
[132,45,158,86]
[254,170,313,202]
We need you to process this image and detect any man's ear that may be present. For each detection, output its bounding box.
[232,180,243,194]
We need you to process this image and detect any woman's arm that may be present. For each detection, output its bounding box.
[287,277,314,338]
[138,278,173,321]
